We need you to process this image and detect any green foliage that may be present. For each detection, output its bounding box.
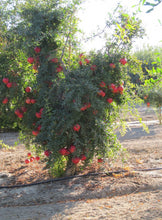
[134,46,162,74]
[103,7,144,54]
[137,53,162,124]
[0,0,80,130]
[35,53,126,174]
[0,1,145,176]
[0,48,32,130]
[0,140,15,150]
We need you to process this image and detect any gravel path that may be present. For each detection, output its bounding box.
[0,176,161,220]
[0,106,161,220]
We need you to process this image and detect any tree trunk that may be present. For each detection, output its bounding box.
[64,157,77,176]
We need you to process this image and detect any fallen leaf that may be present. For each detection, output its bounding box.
[112,173,123,178]
[136,159,143,164]
[105,205,112,208]
[123,166,131,171]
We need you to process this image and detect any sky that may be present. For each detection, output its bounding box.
[77,0,162,52]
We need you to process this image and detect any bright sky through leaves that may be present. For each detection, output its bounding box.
[78,0,162,52]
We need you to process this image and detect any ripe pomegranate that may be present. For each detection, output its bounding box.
[35,112,41,118]
[72,157,80,164]
[69,145,76,153]
[32,130,39,136]
[80,154,87,161]
[25,87,32,93]
[2,78,9,84]
[59,148,70,156]
[44,150,51,157]
[119,58,127,65]
[26,98,31,104]
[25,159,30,164]
[98,158,103,163]
[2,98,8,104]
[30,99,36,104]
[34,46,41,53]
[27,57,34,64]
[73,124,81,132]
[107,98,113,104]
[6,82,12,88]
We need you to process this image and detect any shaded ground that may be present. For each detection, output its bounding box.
[0,105,162,220]
[0,142,50,186]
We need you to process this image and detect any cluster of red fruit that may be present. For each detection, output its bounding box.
[15,107,27,118]
[78,56,126,108]
[2,77,14,88]
[32,123,41,135]
[80,103,91,111]
[59,145,76,155]
[79,55,127,70]
[78,64,125,114]
[78,54,98,72]
[26,97,36,104]
[78,53,90,66]
[108,83,124,94]
[70,123,103,163]
[14,86,37,118]
[56,65,63,73]
[14,85,42,134]
[68,156,102,164]
[35,108,43,119]
[109,63,116,68]
[72,155,87,164]
[2,78,14,104]
[32,108,43,136]
[147,102,150,107]
[25,149,53,164]
[27,47,41,70]
[57,125,87,163]
[25,150,53,164]
[44,145,87,164]
[79,59,90,66]
[25,152,40,164]
[110,58,127,67]
[79,58,96,71]
[71,124,103,163]
[100,81,124,93]
[59,145,87,164]
[25,87,36,104]
[144,95,150,107]
[44,150,52,157]
[2,97,8,104]
[98,82,124,104]
[27,46,63,74]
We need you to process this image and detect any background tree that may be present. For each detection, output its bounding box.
[136,0,162,124]
[131,46,162,85]
[136,48,162,124]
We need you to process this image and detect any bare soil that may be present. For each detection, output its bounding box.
[0,106,162,220]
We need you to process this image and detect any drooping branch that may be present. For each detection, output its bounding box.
[140,0,162,13]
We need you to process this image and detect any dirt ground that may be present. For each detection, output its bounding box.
[0,106,162,220]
